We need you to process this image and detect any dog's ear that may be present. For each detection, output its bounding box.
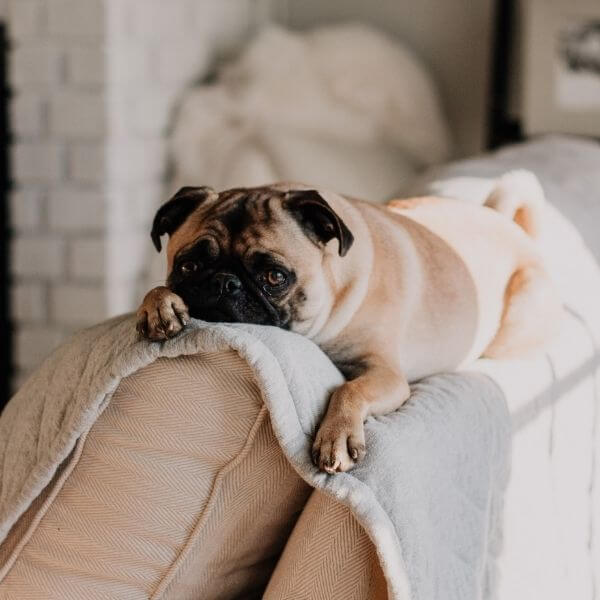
[284,190,354,256]
[151,186,217,252]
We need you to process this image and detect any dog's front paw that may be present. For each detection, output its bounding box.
[312,410,366,474]
[136,286,190,341]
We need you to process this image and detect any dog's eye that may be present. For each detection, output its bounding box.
[180,261,198,275]
[264,269,286,287]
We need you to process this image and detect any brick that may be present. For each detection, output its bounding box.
[15,325,65,369]
[10,93,46,137]
[47,0,104,37]
[106,44,150,85]
[66,44,104,86]
[69,238,105,280]
[129,90,173,136]
[130,1,189,38]
[106,231,148,280]
[68,142,105,183]
[106,277,141,315]
[51,283,106,324]
[50,91,106,138]
[10,44,62,87]
[11,281,46,321]
[12,236,65,278]
[48,187,105,231]
[104,0,132,39]
[8,0,44,39]
[110,182,161,229]
[12,142,64,183]
[10,188,43,230]
[110,139,165,185]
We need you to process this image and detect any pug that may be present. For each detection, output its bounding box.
[136,172,561,473]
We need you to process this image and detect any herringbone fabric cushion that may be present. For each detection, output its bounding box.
[0,351,310,599]
[265,489,388,600]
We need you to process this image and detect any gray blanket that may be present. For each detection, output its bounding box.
[0,309,509,600]
[10,136,599,599]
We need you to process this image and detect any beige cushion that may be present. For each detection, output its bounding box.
[265,489,388,600]
[0,351,310,599]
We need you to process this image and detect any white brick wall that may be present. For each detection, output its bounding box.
[12,142,64,182]
[7,0,272,386]
[48,187,105,231]
[67,142,105,183]
[46,0,104,38]
[12,236,65,278]
[12,282,46,322]
[66,45,105,87]
[7,0,43,39]
[15,326,65,369]
[129,1,189,38]
[51,283,106,324]
[10,43,63,87]
[69,238,105,280]
[10,93,45,137]
[49,91,106,138]
[10,189,43,230]
[8,0,107,385]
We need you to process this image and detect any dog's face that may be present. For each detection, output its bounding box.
[151,185,354,332]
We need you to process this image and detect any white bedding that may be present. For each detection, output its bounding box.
[168,24,451,201]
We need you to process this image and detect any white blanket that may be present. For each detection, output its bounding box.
[169,24,451,201]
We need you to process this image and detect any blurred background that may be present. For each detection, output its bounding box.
[0,0,599,401]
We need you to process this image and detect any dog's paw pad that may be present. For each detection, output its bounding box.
[312,418,366,474]
[136,287,190,341]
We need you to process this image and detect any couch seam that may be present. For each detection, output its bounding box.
[0,431,89,583]
[151,404,269,600]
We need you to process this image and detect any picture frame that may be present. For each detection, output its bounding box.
[522,0,600,137]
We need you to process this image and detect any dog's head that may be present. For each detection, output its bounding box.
[151,185,354,330]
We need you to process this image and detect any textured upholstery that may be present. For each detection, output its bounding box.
[0,351,311,599]
[265,489,388,600]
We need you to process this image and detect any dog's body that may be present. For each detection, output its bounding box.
[137,172,562,473]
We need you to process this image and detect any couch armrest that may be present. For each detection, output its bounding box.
[0,350,310,599]
[265,489,388,600]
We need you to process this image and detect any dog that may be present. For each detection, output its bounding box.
[136,171,562,474]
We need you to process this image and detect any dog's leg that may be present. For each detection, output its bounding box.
[312,360,410,473]
[136,286,190,341]
[484,265,562,359]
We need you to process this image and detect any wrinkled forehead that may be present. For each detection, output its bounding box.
[166,187,314,268]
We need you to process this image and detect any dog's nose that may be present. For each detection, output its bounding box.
[211,272,242,296]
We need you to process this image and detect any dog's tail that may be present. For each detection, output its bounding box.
[484,170,545,238]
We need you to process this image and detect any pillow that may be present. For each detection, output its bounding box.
[0,351,310,599]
